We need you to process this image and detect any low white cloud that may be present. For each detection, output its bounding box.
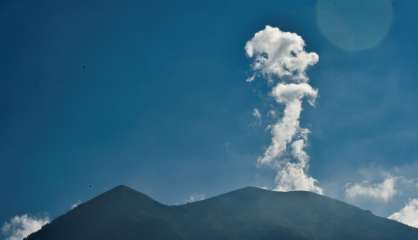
[345,176,397,202]
[389,198,418,228]
[246,25,322,194]
[1,215,49,240]
[186,193,206,203]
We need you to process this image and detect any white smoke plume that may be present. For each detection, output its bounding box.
[246,25,322,194]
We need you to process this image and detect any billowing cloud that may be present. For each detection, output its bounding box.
[345,176,397,202]
[389,199,418,228]
[246,25,322,194]
[1,215,49,240]
[245,25,319,82]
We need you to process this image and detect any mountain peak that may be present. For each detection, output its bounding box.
[90,185,161,209]
[108,185,137,194]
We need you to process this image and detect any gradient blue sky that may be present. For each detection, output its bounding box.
[1,0,418,227]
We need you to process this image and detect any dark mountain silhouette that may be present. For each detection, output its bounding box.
[27,185,418,240]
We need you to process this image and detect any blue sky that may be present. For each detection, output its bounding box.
[1,0,418,234]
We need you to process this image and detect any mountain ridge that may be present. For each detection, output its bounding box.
[26,185,418,240]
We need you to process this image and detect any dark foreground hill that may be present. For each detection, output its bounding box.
[27,185,418,240]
